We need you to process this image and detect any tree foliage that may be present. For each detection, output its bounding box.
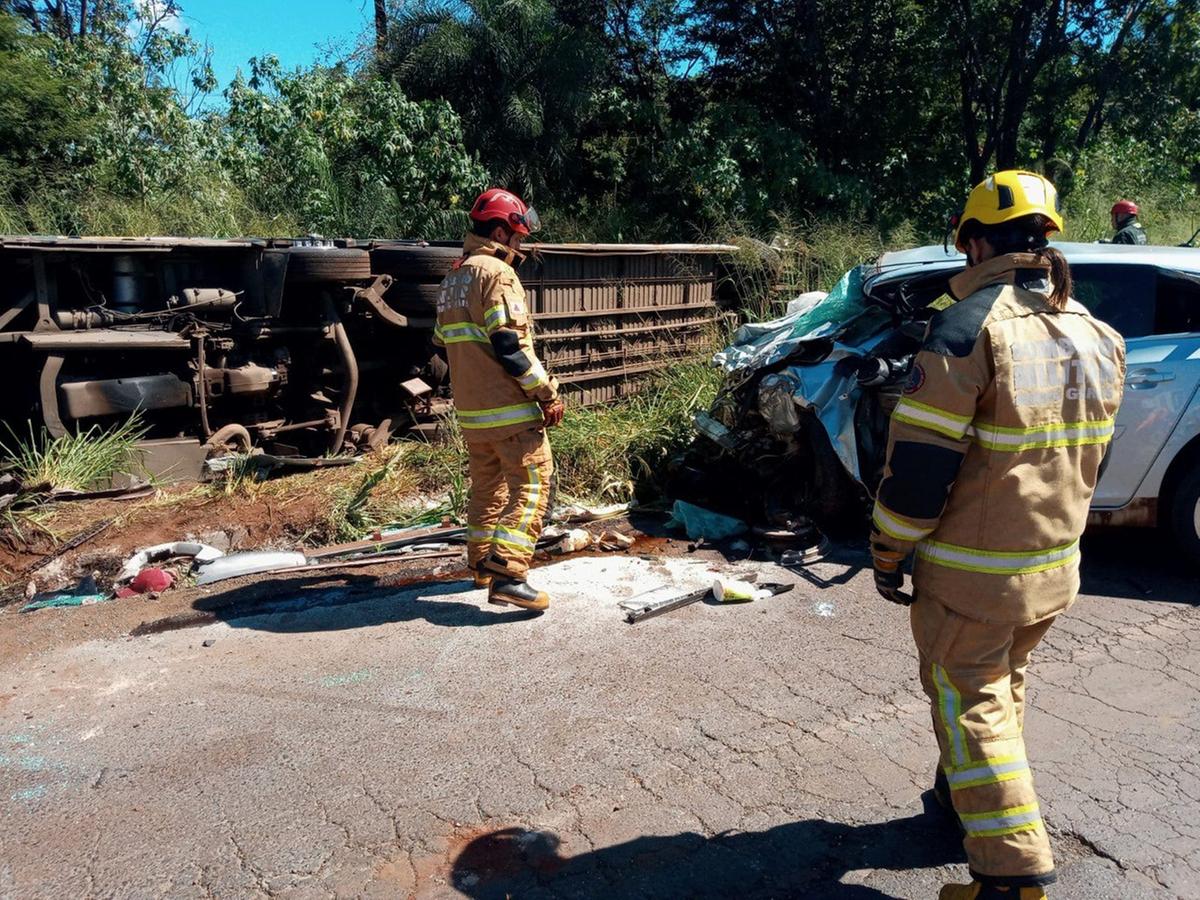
[0,0,1198,241]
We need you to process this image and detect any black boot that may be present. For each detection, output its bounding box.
[488,578,549,612]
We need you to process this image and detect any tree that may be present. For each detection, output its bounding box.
[223,58,487,237]
[374,0,387,54]
[0,12,92,198]
[0,0,124,37]
[380,0,605,202]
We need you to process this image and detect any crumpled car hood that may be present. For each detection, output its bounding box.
[708,266,895,481]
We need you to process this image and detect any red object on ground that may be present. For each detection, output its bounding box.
[116,567,175,598]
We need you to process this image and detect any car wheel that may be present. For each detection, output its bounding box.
[1168,466,1200,562]
[286,248,372,283]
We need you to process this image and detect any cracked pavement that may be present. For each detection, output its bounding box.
[0,530,1197,899]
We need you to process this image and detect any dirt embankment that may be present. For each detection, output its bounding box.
[0,483,341,661]
[0,472,675,664]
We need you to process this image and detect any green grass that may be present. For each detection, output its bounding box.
[0,415,148,492]
[1061,146,1200,246]
[717,215,919,321]
[355,363,721,517]
[548,363,722,503]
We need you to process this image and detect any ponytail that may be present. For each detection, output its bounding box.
[975,213,1072,310]
[1036,245,1072,310]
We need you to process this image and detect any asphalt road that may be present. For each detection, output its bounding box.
[1,531,1197,899]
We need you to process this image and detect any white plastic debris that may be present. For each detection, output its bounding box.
[118,541,225,583]
[712,577,773,603]
[193,551,309,585]
[552,528,595,554]
[550,502,632,524]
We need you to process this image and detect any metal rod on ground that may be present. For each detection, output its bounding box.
[619,585,712,624]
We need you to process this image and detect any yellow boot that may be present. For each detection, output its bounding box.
[939,883,1048,900]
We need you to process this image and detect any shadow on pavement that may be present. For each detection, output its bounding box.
[194,573,543,633]
[449,796,962,899]
[1080,528,1199,604]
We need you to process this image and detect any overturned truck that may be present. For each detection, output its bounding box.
[0,235,732,479]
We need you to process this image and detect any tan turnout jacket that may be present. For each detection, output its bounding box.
[871,254,1126,624]
[433,234,559,444]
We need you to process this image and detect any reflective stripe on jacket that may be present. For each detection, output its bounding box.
[871,253,1126,624]
[434,234,559,443]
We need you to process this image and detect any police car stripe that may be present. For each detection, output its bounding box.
[917,538,1080,575]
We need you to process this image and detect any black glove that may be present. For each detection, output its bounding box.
[871,541,914,606]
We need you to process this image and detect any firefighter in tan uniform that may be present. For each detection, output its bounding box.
[870,172,1125,899]
[434,188,565,612]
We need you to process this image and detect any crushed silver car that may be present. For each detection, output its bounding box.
[673,242,1200,558]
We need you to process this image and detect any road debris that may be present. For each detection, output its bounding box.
[115,568,175,598]
[117,541,225,583]
[780,540,832,568]
[550,502,632,524]
[665,500,748,541]
[304,523,465,562]
[194,551,309,585]
[619,584,712,623]
[0,519,114,605]
[548,528,594,554]
[712,577,794,603]
[596,529,634,550]
[22,575,109,612]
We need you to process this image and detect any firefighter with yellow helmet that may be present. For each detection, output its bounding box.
[434,188,564,612]
[870,171,1126,898]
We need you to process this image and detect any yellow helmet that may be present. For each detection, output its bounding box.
[954,170,1064,252]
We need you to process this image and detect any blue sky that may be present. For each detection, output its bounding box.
[179,0,372,88]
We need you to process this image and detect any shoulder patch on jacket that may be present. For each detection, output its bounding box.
[923,285,1003,358]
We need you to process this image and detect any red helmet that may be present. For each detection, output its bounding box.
[1111,200,1139,219]
[469,188,541,235]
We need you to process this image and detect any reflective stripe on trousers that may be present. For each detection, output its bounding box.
[466,430,552,579]
[913,597,1056,882]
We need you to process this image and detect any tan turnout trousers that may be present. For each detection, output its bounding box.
[466,428,553,579]
[912,593,1057,883]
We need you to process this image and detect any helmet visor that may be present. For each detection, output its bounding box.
[525,204,544,232]
[512,206,541,234]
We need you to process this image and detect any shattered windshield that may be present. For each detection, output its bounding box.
[714,265,890,372]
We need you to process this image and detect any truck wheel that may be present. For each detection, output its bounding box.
[388,283,441,312]
[286,248,372,283]
[371,245,460,281]
[1168,466,1200,563]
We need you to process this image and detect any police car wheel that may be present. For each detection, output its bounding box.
[1168,466,1200,564]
